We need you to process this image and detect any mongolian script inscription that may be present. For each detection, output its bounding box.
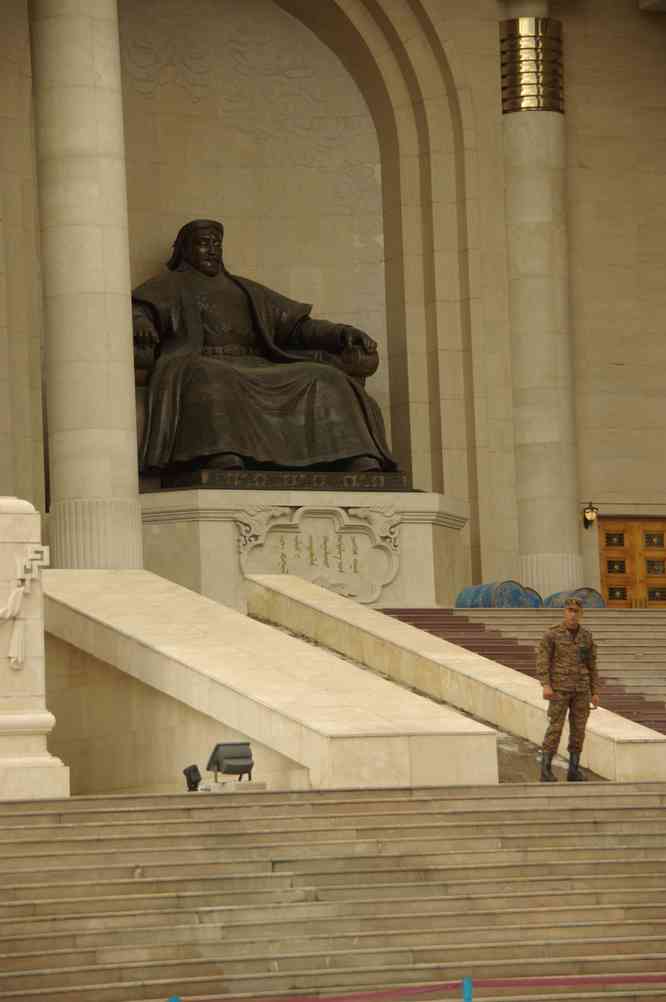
[238,506,400,604]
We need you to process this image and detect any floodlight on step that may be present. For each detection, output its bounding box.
[183,764,202,792]
[206,742,254,782]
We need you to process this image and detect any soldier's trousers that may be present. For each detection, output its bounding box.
[542,689,591,755]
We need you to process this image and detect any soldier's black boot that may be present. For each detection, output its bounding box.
[567,752,586,782]
[540,751,557,782]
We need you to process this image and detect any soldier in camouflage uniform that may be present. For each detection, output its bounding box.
[536,597,599,782]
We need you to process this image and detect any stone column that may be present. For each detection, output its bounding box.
[0,497,69,799]
[30,0,142,568]
[501,3,582,598]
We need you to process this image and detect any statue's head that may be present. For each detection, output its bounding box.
[167,219,225,276]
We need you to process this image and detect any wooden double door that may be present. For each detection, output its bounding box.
[599,518,666,608]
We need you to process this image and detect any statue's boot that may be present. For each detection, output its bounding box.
[345,455,382,472]
[540,751,557,782]
[567,752,586,782]
[207,453,245,470]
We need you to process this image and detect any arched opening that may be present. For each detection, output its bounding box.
[119,0,479,518]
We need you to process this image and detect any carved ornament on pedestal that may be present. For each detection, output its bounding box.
[237,506,401,604]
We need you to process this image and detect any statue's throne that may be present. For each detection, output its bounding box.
[133,340,379,461]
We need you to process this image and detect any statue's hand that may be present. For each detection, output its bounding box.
[133,315,160,347]
[341,328,377,355]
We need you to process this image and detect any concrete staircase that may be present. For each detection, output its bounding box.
[2,785,666,1001]
[382,609,666,734]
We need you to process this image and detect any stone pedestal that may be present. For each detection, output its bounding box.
[0,498,69,800]
[141,490,468,611]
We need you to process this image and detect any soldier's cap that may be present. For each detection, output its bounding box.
[564,597,583,610]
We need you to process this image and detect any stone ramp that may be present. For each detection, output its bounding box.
[246,576,666,782]
[42,570,496,792]
[385,609,666,734]
[1,785,666,1001]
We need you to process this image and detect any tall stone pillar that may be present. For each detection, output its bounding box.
[500,5,582,598]
[0,497,69,799]
[30,0,142,568]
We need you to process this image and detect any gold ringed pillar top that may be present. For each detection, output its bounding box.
[500,17,563,114]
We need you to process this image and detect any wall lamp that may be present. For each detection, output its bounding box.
[582,502,599,530]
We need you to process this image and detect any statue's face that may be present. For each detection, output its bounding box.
[188,227,223,276]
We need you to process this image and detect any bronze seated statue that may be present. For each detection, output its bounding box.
[132,219,397,474]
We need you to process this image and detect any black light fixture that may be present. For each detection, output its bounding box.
[582,502,599,530]
[206,742,254,782]
[183,764,202,792]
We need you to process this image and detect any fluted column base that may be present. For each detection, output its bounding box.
[520,552,583,601]
[51,498,143,569]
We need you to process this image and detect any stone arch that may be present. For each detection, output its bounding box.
[276,0,481,525]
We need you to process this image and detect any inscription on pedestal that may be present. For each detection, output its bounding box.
[236,506,400,604]
[157,469,412,493]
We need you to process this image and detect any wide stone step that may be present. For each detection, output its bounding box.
[504,627,666,635]
[6,800,666,838]
[4,784,623,817]
[0,884,317,920]
[6,869,661,925]
[311,869,666,900]
[140,989,666,1002]
[285,856,666,884]
[0,855,274,879]
[2,782,665,1002]
[2,834,666,872]
[1,782,663,814]
[3,890,664,942]
[66,983,666,1002]
[11,788,664,823]
[605,664,666,670]
[6,941,666,997]
[3,854,666,908]
[468,988,666,1001]
[3,904,666,959]
[3,820,665,880]
[1,788,663,829]
[2,842,665,885]
[4,813,666,850]
[4,953,666,1002]
[6,919,666,972]
[1,871,299,903]
[7,933,666,991]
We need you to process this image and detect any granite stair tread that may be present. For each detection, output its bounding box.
[4,958,666,1002]
[5,917,666,967]
[1,784,665,1001]
[5,935,666,987]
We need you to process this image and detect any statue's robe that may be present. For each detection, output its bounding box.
[133,266,396,472]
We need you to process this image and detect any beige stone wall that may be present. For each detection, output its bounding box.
[0,1,45,510]
[427,0,520,582]
[46,633,309,795]
[555,0,666,509]
[118,0,525,582]
[118,0,390,425]
[0,0,540,584]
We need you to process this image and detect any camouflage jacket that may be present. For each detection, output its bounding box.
[536,623,599,694]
